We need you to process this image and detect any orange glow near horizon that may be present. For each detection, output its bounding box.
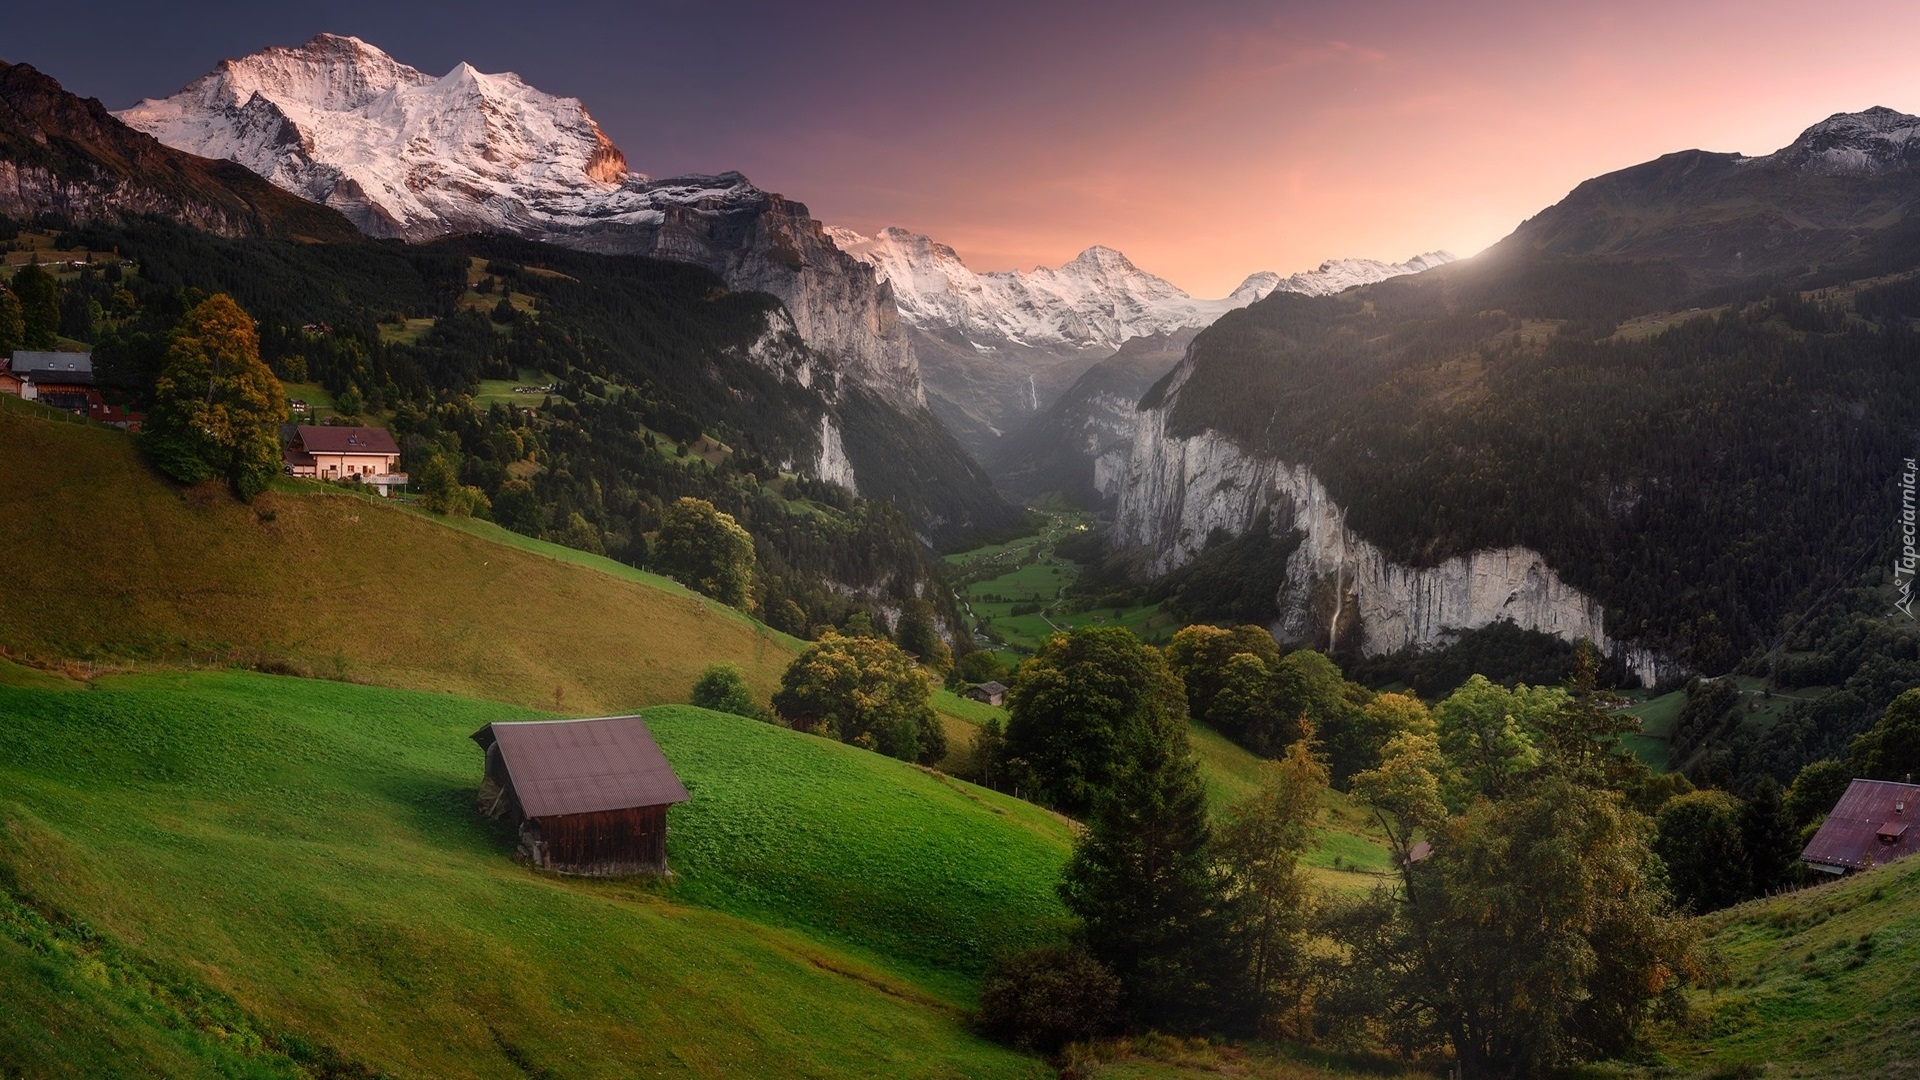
[740,2,1920,297]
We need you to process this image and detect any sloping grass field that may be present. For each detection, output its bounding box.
[1648,855,1920,1078]
[0,406,794,714]
[0,670,1065,1078]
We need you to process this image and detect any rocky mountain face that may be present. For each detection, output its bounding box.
[1108,107,1920,679]
[118,35,922,406]
[989,329,1199,501]
[1110,377,1674,687]
[1499,105,1920,289]
[828,224,1450,457]
[0,60,358,240]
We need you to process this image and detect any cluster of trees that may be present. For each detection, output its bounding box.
[978,631,1709,1077]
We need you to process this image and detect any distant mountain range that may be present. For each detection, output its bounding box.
[826,224,1450,455]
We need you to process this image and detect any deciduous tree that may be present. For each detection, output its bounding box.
[144,294,287,501]
[653,496,756,609]
[773,631,943,764]
[1003,626,1187,815]
[1217,736,1328,1037]
[12,263,59,349]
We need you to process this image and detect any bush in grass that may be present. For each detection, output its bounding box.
[690,662,768,722]
[977,944,1119,1053]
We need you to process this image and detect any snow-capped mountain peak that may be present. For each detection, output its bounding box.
[1754,106,1920,174]
[829,225,1454,353]
[118,33,634,237]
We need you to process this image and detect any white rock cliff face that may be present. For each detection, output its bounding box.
[1110,391,1675,686]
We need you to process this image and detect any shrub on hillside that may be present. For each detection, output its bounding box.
[690,663,768,722]
[976,944,1119,1053]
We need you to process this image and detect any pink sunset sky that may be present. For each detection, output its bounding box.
[755,0,1920,295]
[18,0,1920,296]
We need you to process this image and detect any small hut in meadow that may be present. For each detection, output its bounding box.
[471,716,690,876]
[964,681,1008,707]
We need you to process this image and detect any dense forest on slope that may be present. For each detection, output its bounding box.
[1150,260,1920,673]
[29,215,989,640]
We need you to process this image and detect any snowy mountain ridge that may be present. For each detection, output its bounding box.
[825,224,1452,354]
[1745,106,1920,174]
[115,34,927,407]
[117,33,643,239]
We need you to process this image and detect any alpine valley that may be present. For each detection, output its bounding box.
[8,16,1920,1080]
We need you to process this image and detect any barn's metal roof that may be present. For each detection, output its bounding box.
[1801,778,1920,871]
[472,716,689,819]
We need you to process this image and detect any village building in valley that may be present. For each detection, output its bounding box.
[284,424,408,494]
[472,716,691,876]
[1800,778,1920,875]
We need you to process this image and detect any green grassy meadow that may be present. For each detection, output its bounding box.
[0,670,1062,1078]
[946,509,1177,657]
[1647,855,1920,1077]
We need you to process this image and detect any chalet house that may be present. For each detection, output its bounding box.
[1800,778,1920,875]
[5,350,92,411]
[964,681,1008,707]
[284,425,408,495]
[472,716,691,877]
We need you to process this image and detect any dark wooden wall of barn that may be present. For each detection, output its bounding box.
[532,805,669,873]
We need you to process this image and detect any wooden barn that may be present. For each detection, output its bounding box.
[1800,778,1920,876]
[471,716,690,877]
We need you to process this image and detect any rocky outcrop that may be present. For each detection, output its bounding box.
[0,61,358,241]
[1111,390,1676,686]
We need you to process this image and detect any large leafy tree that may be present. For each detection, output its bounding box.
[1848,687,1920,781]
[1271,650,1377,784]
[145,294,287,501]
[652,496,756,609]
[1003,626,1187,816]
[1058,656,1245,1033]
[1653,790,1751,913]
[772,631,943,764]
[11,263,60,349]
[1164,623,1281,726]
[0,286,24,355]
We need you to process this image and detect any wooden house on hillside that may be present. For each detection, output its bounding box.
[472,716,690,876]
[964,681,1008,707]
[1800,778,1920,875]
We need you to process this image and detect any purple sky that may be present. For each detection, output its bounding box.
[11,1,1920,293]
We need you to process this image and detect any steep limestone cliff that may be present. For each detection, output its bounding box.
[1111,389,1676,686]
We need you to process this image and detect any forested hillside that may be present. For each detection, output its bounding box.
[27,215,1015,638]
[1154,274,1920,674]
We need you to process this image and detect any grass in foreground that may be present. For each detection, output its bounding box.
[0,670,1064,1078]
[1644,855,1920,1078]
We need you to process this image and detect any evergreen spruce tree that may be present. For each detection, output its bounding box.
[1059,657,1248,1033]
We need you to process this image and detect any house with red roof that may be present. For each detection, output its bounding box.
[284,425,408,495]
